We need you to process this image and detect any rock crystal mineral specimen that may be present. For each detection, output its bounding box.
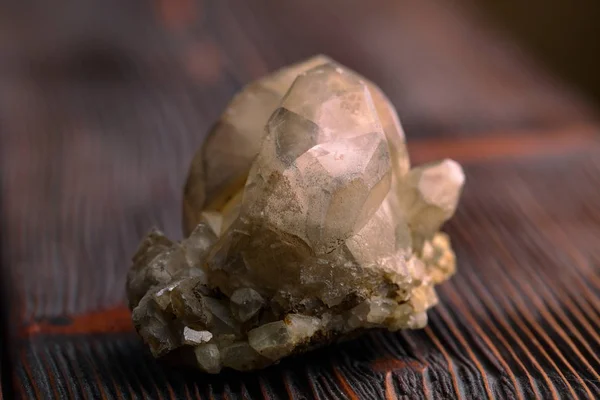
[126,55,465,373]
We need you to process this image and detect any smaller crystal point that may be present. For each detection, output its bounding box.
[248,321,294,360]
[398,159,465,251]
[230,288,265,322]
[220,342,270,371]
[183,327,213,345]
[127,55,464,373]
[247,314,321,360]
[194,344,221,374]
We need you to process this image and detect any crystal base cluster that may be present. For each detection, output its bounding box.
[126,55,465,373]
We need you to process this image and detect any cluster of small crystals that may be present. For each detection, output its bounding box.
[127,55,465,373]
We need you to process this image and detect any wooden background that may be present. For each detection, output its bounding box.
[1,0,599,398]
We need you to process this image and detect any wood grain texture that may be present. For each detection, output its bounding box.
[1,0,600,399]
[10,149,600,400]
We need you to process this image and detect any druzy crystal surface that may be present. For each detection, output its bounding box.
[127,55,465,373]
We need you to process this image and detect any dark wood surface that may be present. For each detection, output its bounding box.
[1,0,599,399]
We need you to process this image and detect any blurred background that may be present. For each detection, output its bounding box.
[1,1,599,398]
[477,0,600,107]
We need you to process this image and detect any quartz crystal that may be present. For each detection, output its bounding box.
[127,55,465,373]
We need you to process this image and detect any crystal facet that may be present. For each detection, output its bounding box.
[127,55,465,373]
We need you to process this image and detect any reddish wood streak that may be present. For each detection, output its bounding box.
[370,358,423,373]
[183,385,191,400]
[51,346,77,400]
[551,231,600,320]
[421,374,430,400]
[77,342,109,400]
[167,383,177,400]
[486,225,596,398]
[20,350,42,399]
[507,188,600,375]
[283,375,295,400]
[89,340,133,400]
[65,350,91,400]
[441,285,525,400]
[459,265,560,400]
[384,372,398,400]
[408,125,597,165]
[305,367,320,400]
[193,385,202,400]
[456,209,581,398]
[521,195,600,348]
[258,377,271,400]
[20,306,133,337]
[331,366,359,400]
[423,327,461,398]
[38,351,61,399]
[435,304,494,399]
[518,270,600,379]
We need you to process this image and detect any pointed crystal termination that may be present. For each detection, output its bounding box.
[127,55,465,373]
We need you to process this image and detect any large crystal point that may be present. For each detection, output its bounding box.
[127,56,464,373]
[182,55,410,235]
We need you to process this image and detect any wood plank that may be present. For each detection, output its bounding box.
[1,0,599,399]
[9,148,600,399]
